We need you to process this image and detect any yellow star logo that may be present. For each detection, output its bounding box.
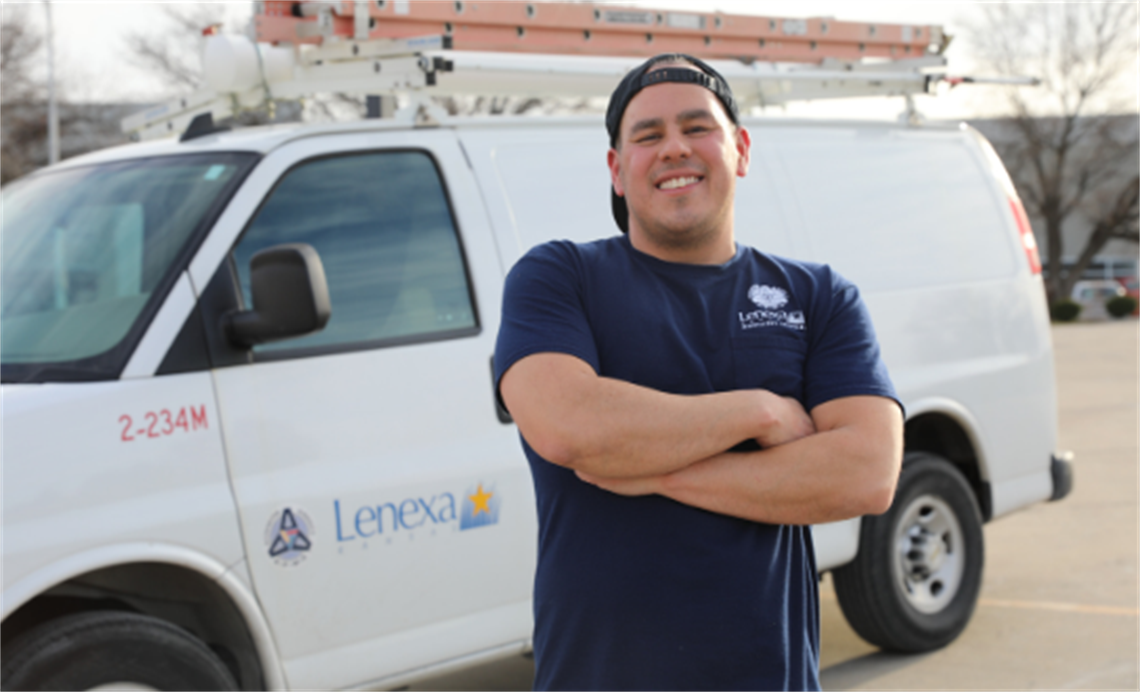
[469,484,493,516]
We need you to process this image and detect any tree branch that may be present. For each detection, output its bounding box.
[969,2,1138,304]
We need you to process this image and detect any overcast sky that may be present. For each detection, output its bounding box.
[8,0,1137,122]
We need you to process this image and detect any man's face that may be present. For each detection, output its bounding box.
[608,73,750,258]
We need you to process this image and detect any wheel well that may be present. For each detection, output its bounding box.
[1,563,264,690]
[904,413,992,522]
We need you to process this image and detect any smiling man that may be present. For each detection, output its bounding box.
[494,54,904,691]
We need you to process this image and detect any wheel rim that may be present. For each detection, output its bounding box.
[87,684,159,691]
[893,493,966,614]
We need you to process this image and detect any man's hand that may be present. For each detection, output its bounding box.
[753,392,815,448]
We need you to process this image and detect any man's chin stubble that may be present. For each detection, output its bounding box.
[633,211,726,251]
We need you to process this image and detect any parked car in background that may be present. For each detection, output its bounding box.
[1071,280,1127,320]
[1117,276,1139,316]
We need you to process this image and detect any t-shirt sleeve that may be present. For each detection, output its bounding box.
[803,267,902,413]
[493,242,600,412]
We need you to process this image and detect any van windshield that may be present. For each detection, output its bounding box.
[1,153,257,382]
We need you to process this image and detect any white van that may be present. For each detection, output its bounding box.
[1,113,1070,690]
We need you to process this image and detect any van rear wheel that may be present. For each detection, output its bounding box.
[0,610,238,691]
[832,452,985,653]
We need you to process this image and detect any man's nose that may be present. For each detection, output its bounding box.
[659,129,691,160]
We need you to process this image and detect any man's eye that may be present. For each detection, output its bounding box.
[635,133,661,144]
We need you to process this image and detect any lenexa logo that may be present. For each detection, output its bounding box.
[334,481,502,544]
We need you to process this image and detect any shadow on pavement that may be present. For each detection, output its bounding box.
[820,650,932,690]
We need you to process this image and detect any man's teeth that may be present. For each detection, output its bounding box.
[658,176,700,190]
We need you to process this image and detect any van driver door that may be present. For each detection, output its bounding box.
[208,130,535,690]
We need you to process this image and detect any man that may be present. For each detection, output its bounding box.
[494,54,903,691]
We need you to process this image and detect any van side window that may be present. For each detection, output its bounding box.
[232,151,478,356]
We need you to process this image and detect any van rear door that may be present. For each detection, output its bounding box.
[754,123,1057,518]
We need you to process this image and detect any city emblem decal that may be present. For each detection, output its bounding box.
[265,507,314,567]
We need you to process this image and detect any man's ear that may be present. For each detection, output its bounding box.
[607,148,625,196]
[734,126,751,178]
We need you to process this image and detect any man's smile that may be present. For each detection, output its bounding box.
[656,174,703,191]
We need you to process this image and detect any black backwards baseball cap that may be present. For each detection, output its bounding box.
[606,54,740,233]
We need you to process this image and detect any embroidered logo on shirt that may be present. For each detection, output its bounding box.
[739,284,805,331]
[748,284,788,309]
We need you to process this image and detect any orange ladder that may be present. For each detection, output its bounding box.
[255,1,944,62]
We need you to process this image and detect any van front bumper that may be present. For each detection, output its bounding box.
[1049,451,1074,501]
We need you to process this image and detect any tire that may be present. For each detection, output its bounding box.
[832,452,985,653]
[1,610,238,691]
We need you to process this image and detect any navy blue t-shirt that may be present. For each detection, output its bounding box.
[493,235,897,691]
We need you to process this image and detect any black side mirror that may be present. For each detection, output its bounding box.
[226,243,331,347]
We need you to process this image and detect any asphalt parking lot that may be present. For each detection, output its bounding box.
[819,319,1139,689]
[410,320,1139,691]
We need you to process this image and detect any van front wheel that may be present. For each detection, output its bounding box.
[0,610,238,691]
[832,453,985,653]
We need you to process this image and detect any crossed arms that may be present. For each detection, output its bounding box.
[499,352,904,525]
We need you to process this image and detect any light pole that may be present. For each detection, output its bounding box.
[44,0,60,165]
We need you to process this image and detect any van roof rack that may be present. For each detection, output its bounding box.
[122,1,1037,141]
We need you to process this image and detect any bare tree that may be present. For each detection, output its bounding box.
[2,7,139,185]
[123,4,310,127]
[123,4,229,93]
[968,3,1139,304]
[1,5,46,184]
[1,5,42,101]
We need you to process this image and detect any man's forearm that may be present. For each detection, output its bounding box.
[500,353,813,478]
[661,430,897,525]
[515,370,764,477]
[579,396,904,525]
